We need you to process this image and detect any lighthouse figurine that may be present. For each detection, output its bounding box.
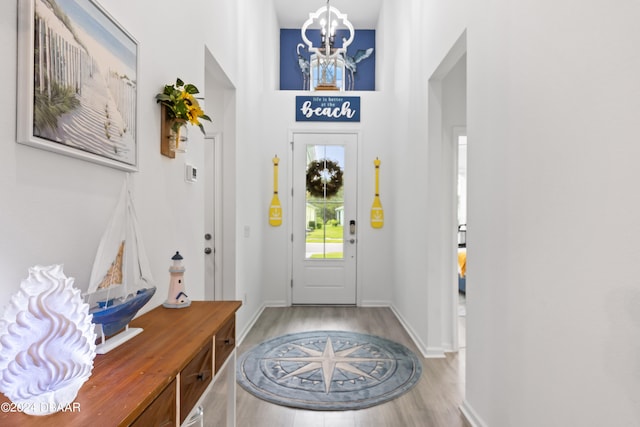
[163,251,191,308]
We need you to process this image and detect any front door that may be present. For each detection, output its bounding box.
[292,132,358,304]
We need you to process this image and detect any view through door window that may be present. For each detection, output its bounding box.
[305,144,345,259]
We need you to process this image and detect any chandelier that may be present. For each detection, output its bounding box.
[300,1,354,91]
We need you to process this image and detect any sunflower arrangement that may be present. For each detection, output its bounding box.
[156,78,211,134]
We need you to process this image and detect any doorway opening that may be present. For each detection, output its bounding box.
[455,131,467,349]
[204,47,236,301]
[426,30,466,357]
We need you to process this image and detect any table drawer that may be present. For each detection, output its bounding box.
[131,378,176,427]
[214,316,235,374]
[179,342,213,424]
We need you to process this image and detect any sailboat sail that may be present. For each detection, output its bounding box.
[86,176,156,352]
[96,241,124,290]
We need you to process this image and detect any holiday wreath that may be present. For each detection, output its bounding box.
[306,159,343,198]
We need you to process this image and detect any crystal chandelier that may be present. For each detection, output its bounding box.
[301,1,354,91]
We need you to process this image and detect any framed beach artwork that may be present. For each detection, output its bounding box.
[17,0,138,171]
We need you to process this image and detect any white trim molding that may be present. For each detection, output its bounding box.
[236,303,266,347]
[460,400,488,427]
[390,304,446,359]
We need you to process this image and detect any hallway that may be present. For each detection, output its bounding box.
[228,307,470,427]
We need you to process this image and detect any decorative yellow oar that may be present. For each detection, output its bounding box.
[269,155,282,226]
[371,157,384,228]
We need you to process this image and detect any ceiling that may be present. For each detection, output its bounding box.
[273,0,382,29]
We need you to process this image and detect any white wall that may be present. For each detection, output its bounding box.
[384,0,640,425]
[384,0,470,356]
[257,91,395,308]
[0,0,242,323]
[465,0,640,425]
[256,4,396,309]
[384,0,431,355]
[231,0,279,327]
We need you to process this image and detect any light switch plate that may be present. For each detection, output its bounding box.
[185,164,197,183]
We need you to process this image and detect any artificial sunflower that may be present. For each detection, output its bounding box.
[156,78,211,134]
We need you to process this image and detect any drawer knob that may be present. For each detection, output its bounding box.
[197,373,205,381]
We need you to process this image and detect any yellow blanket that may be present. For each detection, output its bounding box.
[458,249,467,278]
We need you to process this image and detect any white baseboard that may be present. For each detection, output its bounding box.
[442,340,456,353]
[236,300,292,346]
[264,300,288,307]
[236,303,266,346]
[388,304,443,358]
[359,299,393,307]
[460,400,487,427]
[424,347,447,358]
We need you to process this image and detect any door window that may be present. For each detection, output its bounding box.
[304,145,345,259]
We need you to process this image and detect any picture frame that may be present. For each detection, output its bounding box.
[17,0,138,171]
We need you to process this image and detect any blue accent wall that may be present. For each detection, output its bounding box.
[280,29,376,91]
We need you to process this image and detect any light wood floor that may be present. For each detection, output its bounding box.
[201,306,470,427]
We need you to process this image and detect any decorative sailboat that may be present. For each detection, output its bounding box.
[85,176,156,354]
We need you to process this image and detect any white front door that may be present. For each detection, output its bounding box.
[292,132,358,304]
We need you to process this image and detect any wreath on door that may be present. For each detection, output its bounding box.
[306,159,343,198]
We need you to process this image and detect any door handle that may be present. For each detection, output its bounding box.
[204,247,212,255]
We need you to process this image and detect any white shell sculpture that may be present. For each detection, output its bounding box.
[0,265,96,415]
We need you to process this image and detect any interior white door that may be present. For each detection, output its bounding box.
[292,132,357,304]
[204,133,222,300]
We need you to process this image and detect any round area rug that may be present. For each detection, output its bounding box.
[236,330,422,411]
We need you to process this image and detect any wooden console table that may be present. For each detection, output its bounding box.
[0,301,242,426]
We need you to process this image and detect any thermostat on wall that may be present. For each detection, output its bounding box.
[185,164,197,183]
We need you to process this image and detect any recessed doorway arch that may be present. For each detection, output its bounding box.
[426,31,467,356]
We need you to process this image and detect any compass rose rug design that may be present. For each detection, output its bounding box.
[236,330,422,410]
